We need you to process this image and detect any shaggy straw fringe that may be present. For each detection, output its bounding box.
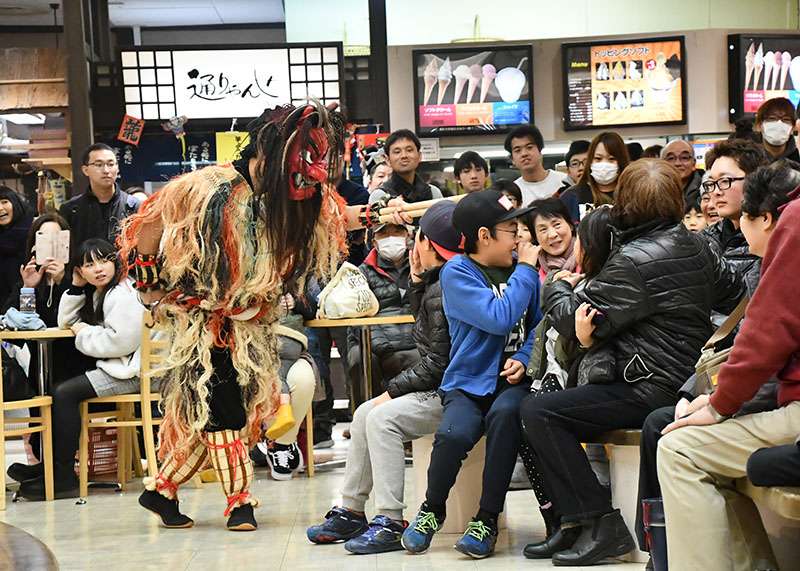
[119,165,346,463]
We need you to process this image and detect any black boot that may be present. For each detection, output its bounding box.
[7,462,44,483]
[227,504,257,531]
[138,489,194,528]
[17,461,78,500]
[540,507,560,538]
[551,509,635,566]
[523,524,581,559]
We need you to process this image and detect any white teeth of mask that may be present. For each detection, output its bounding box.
[761,120,793,146]
[590,161,619,185]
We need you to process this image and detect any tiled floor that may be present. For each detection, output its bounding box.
[1,426,644,571]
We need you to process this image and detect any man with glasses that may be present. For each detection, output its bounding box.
[698,139,766,282]
[662,139,703,205]
[59,142,140,249]
[559,140,589,195]
[754,97,800,163]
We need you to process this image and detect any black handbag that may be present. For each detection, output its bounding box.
[576,343,616,386]
[2,345,34,401]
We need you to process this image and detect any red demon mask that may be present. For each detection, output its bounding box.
[287,108,329,200]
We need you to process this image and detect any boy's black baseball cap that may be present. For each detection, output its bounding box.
[453,190,535,245]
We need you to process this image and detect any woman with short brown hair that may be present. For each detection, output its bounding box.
[519,158,745,566]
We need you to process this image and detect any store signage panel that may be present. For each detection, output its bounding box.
[562,36,687,131]
[119,43,343,121]
[412,45,533,136]
[728,34,800,122]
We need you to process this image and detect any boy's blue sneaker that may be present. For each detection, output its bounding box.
[344,515,408,554]
[402,505,444,553]
[307,506,368,544]
[453,519,498,559]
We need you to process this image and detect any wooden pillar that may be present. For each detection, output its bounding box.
[63,0,93,192]
[93,0,112,62]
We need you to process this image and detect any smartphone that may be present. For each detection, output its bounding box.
[35,230,70,265]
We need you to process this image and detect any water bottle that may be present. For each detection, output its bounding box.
[20,287,36,313]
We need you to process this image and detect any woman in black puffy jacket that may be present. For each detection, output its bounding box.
[518,159,745,566]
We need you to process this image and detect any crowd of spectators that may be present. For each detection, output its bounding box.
[2,98,799,567]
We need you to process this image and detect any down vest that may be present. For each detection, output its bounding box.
[385,265,449,397]
[544,218,744,407]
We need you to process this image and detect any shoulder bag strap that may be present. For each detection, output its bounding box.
[704,295,749,350]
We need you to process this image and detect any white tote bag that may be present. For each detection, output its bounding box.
[317,262,379,319]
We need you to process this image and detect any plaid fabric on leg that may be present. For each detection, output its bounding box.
[143,439,208,500]
[205,429,259,516]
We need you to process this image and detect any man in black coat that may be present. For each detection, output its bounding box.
[59,143,140,249]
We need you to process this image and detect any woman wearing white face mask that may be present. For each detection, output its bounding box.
[754,97,800,163]
[560,132,631,222]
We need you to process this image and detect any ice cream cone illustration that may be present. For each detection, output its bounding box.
[453,64,471,104]
[745,42,755,90]
[480,64,497,103]
[628,61,642,79]
[772,51,782,90]
[781,52,792,89]
[437,58,452,105]
[763,51,775,91]
[612,61,625,80]
[753,43,764,92]
[789,56,800,91]
[423,59,439,106]
[467,64,482,103]
[646,52,676,104]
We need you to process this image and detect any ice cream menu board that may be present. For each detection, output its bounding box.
[412,46,533,136]
[728,34,800,121]
[562,37,686,131]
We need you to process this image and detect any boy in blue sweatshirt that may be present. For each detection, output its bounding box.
[402,190,543,558]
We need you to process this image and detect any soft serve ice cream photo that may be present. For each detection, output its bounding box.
[414,46,532,135]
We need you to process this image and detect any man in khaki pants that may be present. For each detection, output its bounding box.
[658,185,800,570]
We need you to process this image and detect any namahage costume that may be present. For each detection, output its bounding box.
[119,103,348,530]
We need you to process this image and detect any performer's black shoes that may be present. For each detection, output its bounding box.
[228,504,258,531]
[138,489,194,528]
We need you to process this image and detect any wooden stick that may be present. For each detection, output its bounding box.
[379,193,466,214]
[376,208,427,224]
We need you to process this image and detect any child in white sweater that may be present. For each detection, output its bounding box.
[17,238,144,500]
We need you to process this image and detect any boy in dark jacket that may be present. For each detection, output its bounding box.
[402,191,542,559]
[307,201,464,554]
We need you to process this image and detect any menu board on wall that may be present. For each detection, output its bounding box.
[562,36,686,131]
[728,34,800,122]
[119,43,344,121]
[412,45,533,136]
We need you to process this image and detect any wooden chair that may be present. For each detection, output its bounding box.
[0,378,54,509]
[77,311,191,496]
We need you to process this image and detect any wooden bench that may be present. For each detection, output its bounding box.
[584,429,646,563]
[737,481,800,520]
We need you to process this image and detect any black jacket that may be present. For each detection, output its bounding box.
[699,218,760,278]
[346,249,416,360]
[0,216,32,306]
[683,170,704,206]
[59,185,140,249]
[385,265,449,397]
[375,172,437,203]
[544,219,744,407]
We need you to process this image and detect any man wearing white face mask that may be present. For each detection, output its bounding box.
[754,97,800,163]
[346,222,421,398]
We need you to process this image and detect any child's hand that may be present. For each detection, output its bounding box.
[70,322,89,335]
[372,391,392,408]
[500,358,525,384]
[554,271,585,288]
[409,243,423,282]
[575,302,597,348]
[516,242,538,266]
[71,266,87,288]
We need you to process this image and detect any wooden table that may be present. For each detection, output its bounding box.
[0,329,75,396]
[305,315,415,409]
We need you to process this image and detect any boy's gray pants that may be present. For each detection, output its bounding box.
[340,390,443,521]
